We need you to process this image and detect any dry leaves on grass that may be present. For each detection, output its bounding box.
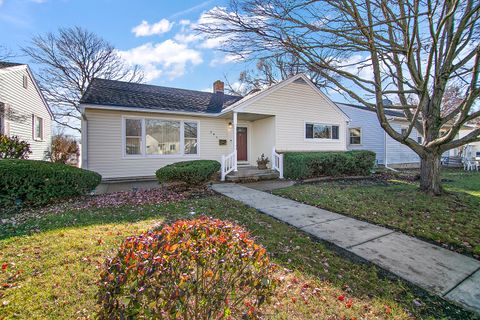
[264,270,409,319]
[1,186,212,226]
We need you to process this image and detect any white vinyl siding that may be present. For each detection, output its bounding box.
[339,104,386,164]
[85,109,231,179]
[240,80,347,152]
[339,103,421,165]
[0,66,52,160]
[386,122,421,164]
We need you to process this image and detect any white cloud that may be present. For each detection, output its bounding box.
[119,40,203,80]
[210,53,243,66]
[132,19,173,37]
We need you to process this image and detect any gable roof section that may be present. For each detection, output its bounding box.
[0,61,25,69]
[222,74,350,121]
[337,102,404,118]
[80,78,243,114]
[0,61,53,119]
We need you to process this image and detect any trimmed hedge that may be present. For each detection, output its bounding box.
[0,159,101,208]
[156,160,221,184]
[283,150,376,180]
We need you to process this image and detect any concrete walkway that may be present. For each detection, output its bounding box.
[211,183,480,314]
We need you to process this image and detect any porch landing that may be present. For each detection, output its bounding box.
[225,166,279,182]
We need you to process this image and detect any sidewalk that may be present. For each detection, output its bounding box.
[211,183,480,314]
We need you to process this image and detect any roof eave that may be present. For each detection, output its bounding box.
[80,103,222,117]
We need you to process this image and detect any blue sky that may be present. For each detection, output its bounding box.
[0,0,259,92]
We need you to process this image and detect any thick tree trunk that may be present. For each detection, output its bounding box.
[419,152,442,195]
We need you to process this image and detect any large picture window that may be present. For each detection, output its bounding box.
[349,128,361,145]
[124,117,199,157]
[305,123,339,140]
[146,119,180,155]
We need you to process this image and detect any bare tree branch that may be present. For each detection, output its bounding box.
[197,0,480,194]
[23,27,144,133]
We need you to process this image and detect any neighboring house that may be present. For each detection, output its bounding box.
[80,74,349,180]
[338,103,422,167]
[0,61,53,160]
[443,125,480,164]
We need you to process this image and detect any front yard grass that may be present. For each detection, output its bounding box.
[0,194,476,319]
[273,169,480,257]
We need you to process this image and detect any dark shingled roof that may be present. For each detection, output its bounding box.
[0,61,25,69]
[80,78,243,114]
[336,102,405,118]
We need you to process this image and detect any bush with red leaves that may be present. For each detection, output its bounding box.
[97,216,277,319]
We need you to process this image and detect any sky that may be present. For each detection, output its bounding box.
[0,0,260,92]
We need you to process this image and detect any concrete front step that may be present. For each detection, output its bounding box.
[225,166,280,182]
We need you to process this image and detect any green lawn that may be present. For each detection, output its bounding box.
[273,169,480,257]
[0,194,476,319]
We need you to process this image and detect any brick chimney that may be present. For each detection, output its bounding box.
[213,80,224,94]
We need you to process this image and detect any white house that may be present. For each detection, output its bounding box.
[338,103,423,167]
[0,62,53,160]
[79,74,350,181]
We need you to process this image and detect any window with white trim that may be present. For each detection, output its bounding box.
[33,115,43,140]
[146,119,180,155]
[417,136,423,144]
[184,122,198,155]
[23,75,28,89]
[124,117,199,157]
[0,103,4,135]
[305,123,339,140]
[125,118,142,155]
[349,128,361,145]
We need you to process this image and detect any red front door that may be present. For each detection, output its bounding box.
[237,127,248,161]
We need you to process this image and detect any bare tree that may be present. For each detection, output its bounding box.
[225,53,331,95]
[0,45,15,61]
[23,27,144,133]
[197,0,480,195]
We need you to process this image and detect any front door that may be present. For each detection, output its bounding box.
[237,127,248,161]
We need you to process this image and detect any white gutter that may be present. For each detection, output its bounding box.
[80,106,88,169]
[81,103,221,118]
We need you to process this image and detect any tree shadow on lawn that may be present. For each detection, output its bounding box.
[0,195,477,319]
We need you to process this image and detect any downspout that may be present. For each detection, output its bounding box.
[80,105,88,169]
[384,122,398,172]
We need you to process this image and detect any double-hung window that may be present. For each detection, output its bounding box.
[305,123,339,140]
[184,122,198,155]
[33,115,44,140]
[125,118,142,155]
[349,128,361,145]
[0,103,4,135]
[124,117,199,157]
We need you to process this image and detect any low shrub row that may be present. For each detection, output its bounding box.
[283,150,376,180]
[156,160,220,184]
[0,159,101,209]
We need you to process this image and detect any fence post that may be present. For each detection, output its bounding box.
[234,150,238,172]
[279,154,284,179]
[271,146,276,170]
